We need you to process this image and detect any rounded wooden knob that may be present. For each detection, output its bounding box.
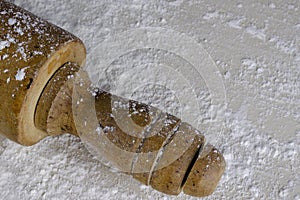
[71,68,226,197]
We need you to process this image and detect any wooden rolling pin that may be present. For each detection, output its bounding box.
[0,1,225,197]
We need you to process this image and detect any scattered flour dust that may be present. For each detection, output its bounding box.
[15,67,29,81]
[0,0,299,200]
[8,18,17,26]
[0,40,10,51]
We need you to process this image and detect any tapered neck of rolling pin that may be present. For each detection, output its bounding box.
[34,62,226,197]
[35,62,80,136]
[35,62,152,137]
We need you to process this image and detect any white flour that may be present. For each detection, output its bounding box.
[1,0,299,199]
[15,67,28,81]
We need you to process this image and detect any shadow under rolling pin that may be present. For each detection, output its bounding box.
[0,1,225,197]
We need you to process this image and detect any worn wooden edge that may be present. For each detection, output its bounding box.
[18,40,86,145]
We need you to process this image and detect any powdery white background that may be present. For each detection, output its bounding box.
[1,0,299,199]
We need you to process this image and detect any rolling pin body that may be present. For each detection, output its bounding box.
[0,1,225,197]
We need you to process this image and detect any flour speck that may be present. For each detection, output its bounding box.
[0,40,10,51]
[15,67,28,81]
[8,18,17,25]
